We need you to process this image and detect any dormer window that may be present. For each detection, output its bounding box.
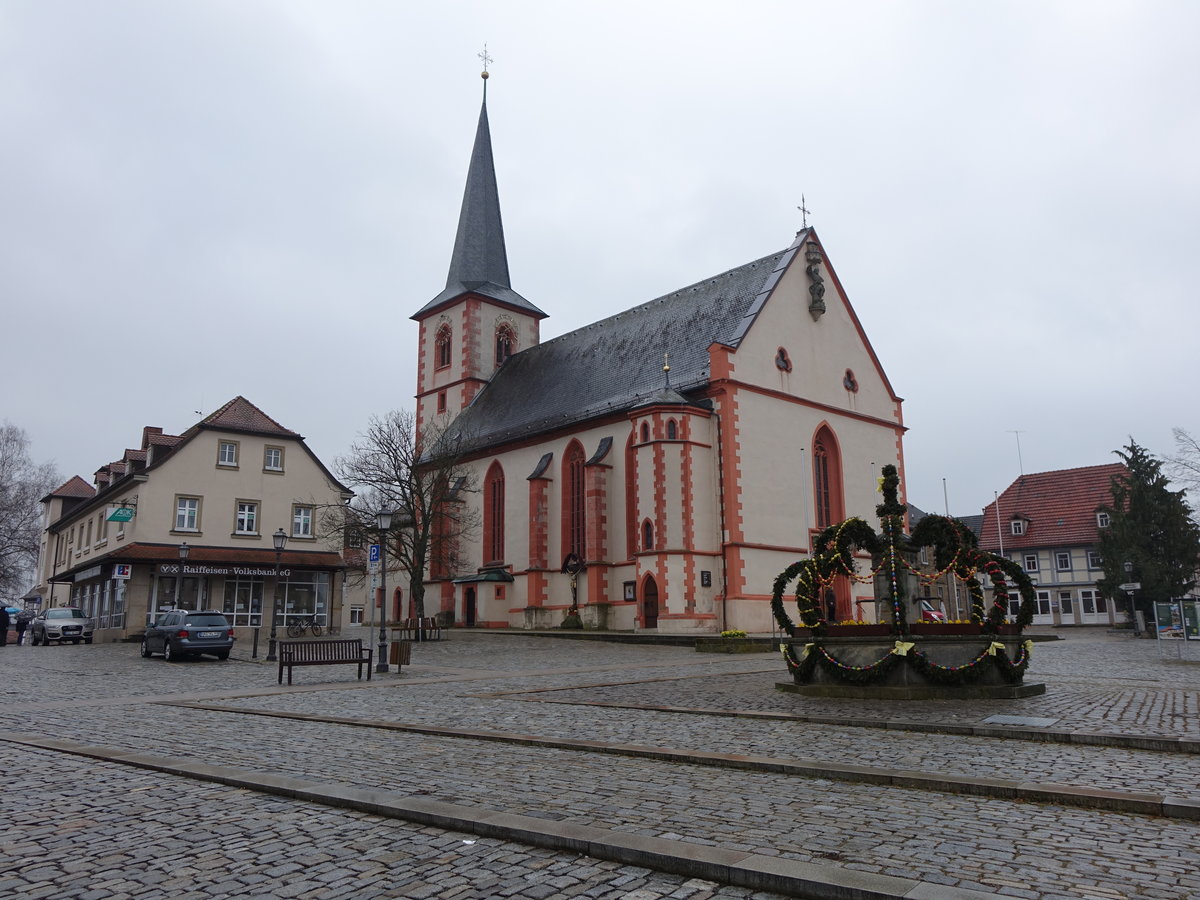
[1010,518,1025,536]
[1097,511,1110,528]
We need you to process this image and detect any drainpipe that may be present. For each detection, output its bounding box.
[713,409,728,633]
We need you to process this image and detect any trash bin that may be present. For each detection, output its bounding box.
[389,639,412,666]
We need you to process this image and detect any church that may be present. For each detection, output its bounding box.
[409,75,907,634]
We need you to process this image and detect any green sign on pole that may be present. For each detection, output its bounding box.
[106,507,135,522]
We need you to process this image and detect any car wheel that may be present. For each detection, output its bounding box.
[30,632,39,646]
[163,641,176,662]
[140,639,152,659]
[215,651,230,661]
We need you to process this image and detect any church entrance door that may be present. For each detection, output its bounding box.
[465,588,477,627]
[642,577,659,629]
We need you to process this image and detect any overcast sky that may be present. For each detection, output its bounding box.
[3,1,1197,519]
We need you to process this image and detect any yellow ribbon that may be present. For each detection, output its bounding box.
[779,642,788,653]
[1023,639,1033,656]
[986,641,1006,656]
[892,640,915,656]
[800,642,814,660]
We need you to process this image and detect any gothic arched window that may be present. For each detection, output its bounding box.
[642,519,654,551]
[495,323,516,368]
[563,443,586,561]
[666,419,678,440]
[484,461,505,564]
[812,426,844,530]
[436,325,452,369]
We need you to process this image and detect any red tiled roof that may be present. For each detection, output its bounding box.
[50,476,96,499]
[200,396,298,437]
[979,463,1127,551]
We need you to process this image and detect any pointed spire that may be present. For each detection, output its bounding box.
[412,69,545,320]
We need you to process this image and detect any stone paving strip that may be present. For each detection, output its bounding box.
[0,742,786,900]
[7,703,1200,898]
[153,700,1198,819]
[193,668,1200,807]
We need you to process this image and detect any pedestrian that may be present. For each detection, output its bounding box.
[0,606,9,647]
[15,608,32,645]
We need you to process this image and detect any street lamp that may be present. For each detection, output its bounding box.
[376,510,394,674]
[1124,560,1139,635]
[177,542,190,609]
[266,528,288,661]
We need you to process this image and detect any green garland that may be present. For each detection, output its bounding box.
[772,464,1038,688]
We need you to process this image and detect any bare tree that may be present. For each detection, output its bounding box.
[1168,427,1200,501]
[0,423,59,597]
[334,410,478,621]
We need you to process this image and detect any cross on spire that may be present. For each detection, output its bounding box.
[478,43,492,76]
[797,194,811,228]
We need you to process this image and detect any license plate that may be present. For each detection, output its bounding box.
[63,626,81,633]
[198,631,222,639]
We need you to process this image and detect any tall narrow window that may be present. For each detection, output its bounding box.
[564,443,586,560]
[293,506,313,538]
[236,501,258,534]
[436,324,452,369]
[811,426,844,530]
[643,519,654,551]
[666,420,678,440]
[495,323,516,368]
[176,497,200,531]
[484,462,505,563]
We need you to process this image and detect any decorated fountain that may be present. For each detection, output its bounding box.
[773,465,1045,699]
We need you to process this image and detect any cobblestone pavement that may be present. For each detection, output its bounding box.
[3,627,1200,898]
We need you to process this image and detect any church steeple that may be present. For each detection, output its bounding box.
[412,64,546,441]
[412,72,545,320]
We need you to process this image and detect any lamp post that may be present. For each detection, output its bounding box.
[177,542,190,609]
[376,510,394,673]
[1124,560,1139,635]
[267,528,288,661]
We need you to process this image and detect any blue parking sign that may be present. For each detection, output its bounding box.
[369,544,381,564]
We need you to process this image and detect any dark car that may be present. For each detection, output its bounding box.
[30,607,95,645]
[141,610,234,661]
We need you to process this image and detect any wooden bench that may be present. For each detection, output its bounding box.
[396,616,442,641]
[278,638,373,685]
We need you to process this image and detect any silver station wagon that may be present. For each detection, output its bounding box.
[141,610,235,661]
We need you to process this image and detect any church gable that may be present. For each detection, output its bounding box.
[729,230,900,419]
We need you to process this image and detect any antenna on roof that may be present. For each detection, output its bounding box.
[1008,429,1025,476]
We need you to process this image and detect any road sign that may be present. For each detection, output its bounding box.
[369,544,380,564]
[1118,582,1141,592]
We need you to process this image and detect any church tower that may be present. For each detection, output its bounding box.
[412,68,546,441]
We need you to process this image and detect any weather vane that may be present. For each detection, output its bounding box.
[797,194,810,228]
[479,43,492,77]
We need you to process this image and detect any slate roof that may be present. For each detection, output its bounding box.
[412,96,545,320]
[978,463,1126,551]
[447,248,788,451]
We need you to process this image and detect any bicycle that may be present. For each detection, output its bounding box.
[286,615,324,638]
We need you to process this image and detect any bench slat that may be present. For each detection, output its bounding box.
[278,638,376,685]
